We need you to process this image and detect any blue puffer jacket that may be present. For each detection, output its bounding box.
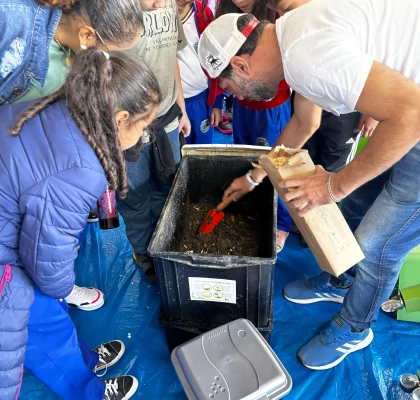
[0,100,107,399]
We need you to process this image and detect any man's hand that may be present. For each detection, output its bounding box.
[179,113,191,137]
[359,115,379,138]
[223,168,267,201]
[223,176,255,201]
[210,108,223,127]
[279,165,341,217]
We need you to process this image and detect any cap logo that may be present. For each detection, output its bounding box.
[242,17,259,38]
[206,52,223,72]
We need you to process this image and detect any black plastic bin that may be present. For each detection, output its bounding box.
[148,146,277,328]
[162,321,273,353]
[160,300,274,352]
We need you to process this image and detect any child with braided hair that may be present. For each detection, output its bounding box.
[0,0,144,310]
[0,48,161,400]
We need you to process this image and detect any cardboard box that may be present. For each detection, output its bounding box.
[258,147,364,277]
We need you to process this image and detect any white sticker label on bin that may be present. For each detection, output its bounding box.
[188,277,236,304]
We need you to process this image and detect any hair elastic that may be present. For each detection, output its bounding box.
[102,51,110,60]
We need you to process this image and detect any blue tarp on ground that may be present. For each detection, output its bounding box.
[20,132,419,400]
[20,221,420,400]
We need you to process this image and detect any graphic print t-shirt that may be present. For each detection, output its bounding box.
[131,0,187,131]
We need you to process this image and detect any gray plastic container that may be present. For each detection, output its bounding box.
[172,318,292,400]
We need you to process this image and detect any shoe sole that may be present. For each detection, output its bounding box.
[215,127,233,135]
[284,293,344,305]
[67,291,105,311]
[300,329,374,370]
[87,218,99,223]
[123,376,139,400]
[95,341,126,372]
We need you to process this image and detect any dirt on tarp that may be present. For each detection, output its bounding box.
[171,202,264,257]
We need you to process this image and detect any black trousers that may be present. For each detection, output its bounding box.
[291,92,362,173]
[304,110,362,173]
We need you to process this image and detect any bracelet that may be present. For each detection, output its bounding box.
[245,170,262,186]
[327,173,340,203]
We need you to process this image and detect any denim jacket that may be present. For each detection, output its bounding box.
[0,0,61,105]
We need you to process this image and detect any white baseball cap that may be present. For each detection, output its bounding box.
[198,13,260,79]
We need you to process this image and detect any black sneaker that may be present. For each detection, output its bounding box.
[133,253,157,284]
[102,376,138,400]
[88,207,99,223]
[93,340,126,374]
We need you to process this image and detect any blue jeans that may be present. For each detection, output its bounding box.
[333,143,420,330]
[232,99,293,233]
[117,127,180,254]
[25,287,104,400]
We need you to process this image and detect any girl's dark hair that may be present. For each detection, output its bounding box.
[214,0,276,22]
[39,0,144,44]
[199,0,209,23]
[11,49,161,198]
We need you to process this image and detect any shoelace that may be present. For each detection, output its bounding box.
[94,345,111,377]
[97,345,112,358]
[321,323,352,345]
[68,286,90,299]
[104,379,119,399]
[307,275,329,291]
[221,115,229,125]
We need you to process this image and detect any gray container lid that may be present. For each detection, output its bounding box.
[172,319,292,400]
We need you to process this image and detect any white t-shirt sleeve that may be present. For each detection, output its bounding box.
[282,30,374,115]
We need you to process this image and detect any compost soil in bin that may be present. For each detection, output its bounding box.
[171,198,263,257]
[171,202,262,257]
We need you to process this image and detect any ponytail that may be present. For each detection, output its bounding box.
[200,0,209,23]
[11,49,161,199]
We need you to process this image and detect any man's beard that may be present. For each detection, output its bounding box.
[232,73,279,101]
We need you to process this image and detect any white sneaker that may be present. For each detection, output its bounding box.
[65,285,104,311]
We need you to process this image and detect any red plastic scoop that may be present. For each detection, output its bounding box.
[200,193,237,234]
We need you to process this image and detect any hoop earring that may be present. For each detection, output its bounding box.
[80,44,87,50]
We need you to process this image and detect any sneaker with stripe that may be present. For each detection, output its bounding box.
[284,272,349,304]
[298,314,374,370]
[65,285,105,311]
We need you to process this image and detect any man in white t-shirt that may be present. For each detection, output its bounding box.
[197,0,420,370]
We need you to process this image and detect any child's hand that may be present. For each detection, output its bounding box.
[359,115,379,138]
[179,113,191,137]
[210,108,223,127]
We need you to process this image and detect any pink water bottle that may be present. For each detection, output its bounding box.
[97,190,120,230]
